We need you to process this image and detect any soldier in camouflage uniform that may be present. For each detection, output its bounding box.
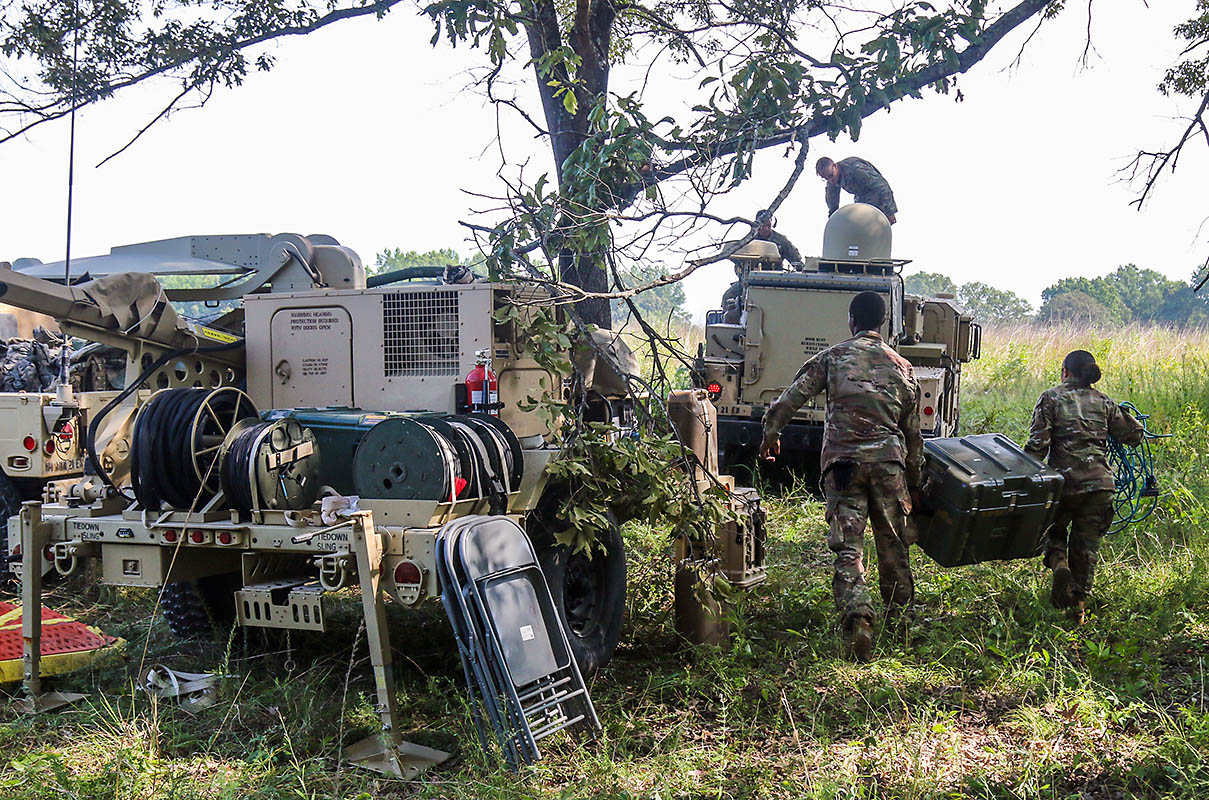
[816,157,898,223]
[1025,350,1143,623]
[760,291,923,661]
[754,209,802,265]
[719,210,802,318]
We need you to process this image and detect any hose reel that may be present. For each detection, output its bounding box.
[272,409,524,508]
[130,388,320,513]
[132,387,258,510]
[220,418,321,513]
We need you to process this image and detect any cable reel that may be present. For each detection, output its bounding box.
[220,418,322,514]
[131,387,322,513]
[354,417,464,502]
[131,387,258,510]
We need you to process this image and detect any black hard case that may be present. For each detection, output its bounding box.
[917,434,1065,567]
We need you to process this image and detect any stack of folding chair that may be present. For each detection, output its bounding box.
[436,515,600,767]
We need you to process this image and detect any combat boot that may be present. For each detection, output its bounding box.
[1067,600,1086,626]
[850,619,873,663]
[1046,552,1073,609]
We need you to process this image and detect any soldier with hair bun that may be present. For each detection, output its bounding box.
[1025,350,1144,624]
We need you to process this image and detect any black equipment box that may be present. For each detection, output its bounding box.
[916,434,1065,567]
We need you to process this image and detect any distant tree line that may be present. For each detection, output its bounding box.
[374,249,687,333]
[373,248,479,276]
[905,265,1207,327]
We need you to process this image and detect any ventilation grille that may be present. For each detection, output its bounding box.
[383,291,461,376]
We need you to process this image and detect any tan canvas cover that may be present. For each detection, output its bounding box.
[573,327,639,396]
[75,272,184,342]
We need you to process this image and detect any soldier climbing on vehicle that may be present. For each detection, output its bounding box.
[816,157,898,224]
[759,291,923,661]
[1025,350,1144,625]
[720,210,802,320]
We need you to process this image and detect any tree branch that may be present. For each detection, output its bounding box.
[1,0,409,146]
[630,0,1053,202]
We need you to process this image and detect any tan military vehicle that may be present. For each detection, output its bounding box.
[0,233,765,774]
[697,204,981,472]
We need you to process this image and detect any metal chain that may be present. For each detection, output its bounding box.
[283,628,297,674]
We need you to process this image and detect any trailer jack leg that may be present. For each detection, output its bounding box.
[343,512,449,778]
[16,502,85,714]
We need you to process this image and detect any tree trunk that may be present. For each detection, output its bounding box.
[524,0,616,330]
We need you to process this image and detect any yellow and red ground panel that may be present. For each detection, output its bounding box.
[0,600,125,682]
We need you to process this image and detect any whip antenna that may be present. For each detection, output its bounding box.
[58,0,80,395]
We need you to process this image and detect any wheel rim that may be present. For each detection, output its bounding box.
[563,550,605,638]
[189,387,257,491]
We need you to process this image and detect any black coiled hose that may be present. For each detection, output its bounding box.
[130,387,256,510]
[86,339,244,499]
[220,421,272,513]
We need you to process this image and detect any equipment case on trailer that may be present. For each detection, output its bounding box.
[916,433,1065,567]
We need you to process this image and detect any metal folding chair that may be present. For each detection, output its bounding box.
[436,515,599,767]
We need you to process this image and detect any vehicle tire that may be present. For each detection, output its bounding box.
[531,510,626,674]
[0,473,22,589]
[160,572,240,640]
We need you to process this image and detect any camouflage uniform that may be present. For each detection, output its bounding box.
[825,157,898,219]
[763,230,802,265]
[764,331,924,628]
[1025,380,1144,602]
[719,232,802,312]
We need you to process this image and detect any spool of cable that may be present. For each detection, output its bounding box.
[220,418,322,513]
[467,413,523,489]
[444,419,487,498]
[353,417,463,501]
[418,416,475,496]
[221,421,268,513]
[449,414,523,494]
[131,387,257,510]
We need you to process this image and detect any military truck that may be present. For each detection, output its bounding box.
[0,233,765,774]
[697,204,981,473]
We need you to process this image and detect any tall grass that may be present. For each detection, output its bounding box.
[1,323,1208,799]
[962,322,1209,441]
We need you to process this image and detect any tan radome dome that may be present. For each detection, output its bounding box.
[728,239,782,263]
[822,203,892,261]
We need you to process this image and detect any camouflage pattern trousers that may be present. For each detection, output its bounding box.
[823,461,914,629]
[1044,490,1114,602]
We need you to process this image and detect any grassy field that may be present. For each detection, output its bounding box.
[2,324,1209,799]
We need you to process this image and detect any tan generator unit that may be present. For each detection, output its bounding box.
[736,269,903,411]
[243,283,555,441]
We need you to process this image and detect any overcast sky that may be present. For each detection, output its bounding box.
[0,1,1203,320]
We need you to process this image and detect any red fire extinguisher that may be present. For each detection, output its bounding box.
[465,349,499,416]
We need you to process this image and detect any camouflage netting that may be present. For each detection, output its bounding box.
[0,326,125,393]
[0,326,61,391]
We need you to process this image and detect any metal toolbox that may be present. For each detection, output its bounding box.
[916,434,1065,567]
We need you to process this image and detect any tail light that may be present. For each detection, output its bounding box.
[22,436,36,452]
[706,381,723,401]
[163,530,179,543]
[187,529,211,544]
[923,406,935,417]
[394,560,423,585]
